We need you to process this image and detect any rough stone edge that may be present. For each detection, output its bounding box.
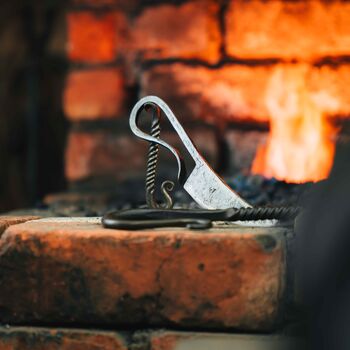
[0,326,128,349]
[0,216,41,236]
[139,329,301,350]
[0,327,301,349]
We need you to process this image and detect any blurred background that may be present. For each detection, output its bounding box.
[1,0,349,215]
[0,1,68,212]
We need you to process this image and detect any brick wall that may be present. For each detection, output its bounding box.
[63,0,350,185]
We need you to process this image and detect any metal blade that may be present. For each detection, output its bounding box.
[183,162,251,210]
[183,163,277,227]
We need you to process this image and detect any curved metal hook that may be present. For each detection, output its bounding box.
[146,180,175,209]
[130,96,189,184]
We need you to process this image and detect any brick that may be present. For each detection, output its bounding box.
[150,331,297,350]
[307,64,350,116]
[67,11,121,63]
[225,130,268,175]
[141,63,270,123]
[0,218,286,330]
[0,326,127,350]
[65,131,147,181]
[65,128,218,182]
[0,216,39,236]
[141,63,350,123]
[225,0,350,60]
[129,1,221,64]
[63,68,126,120]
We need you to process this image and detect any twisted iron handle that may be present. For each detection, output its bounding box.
[144,103,174,209]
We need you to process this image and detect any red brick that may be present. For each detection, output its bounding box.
[0,216,39,236]
[0,218,286,330]
[150,331,295,350]
[67,11,122,63]
[63,68,126,120]
[141,63,270,123]
[307,64,350,116]
[65,128,218,182]
[225,130,268,175]
[65,131,147,181]
[128,1,221,64]
[141,63,350,123]
[0,326,127,350]
[226,0,350,60]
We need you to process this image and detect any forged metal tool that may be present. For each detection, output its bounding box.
[129,96,251,210]
[102,96,300,230]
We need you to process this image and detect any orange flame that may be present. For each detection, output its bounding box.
[252,66,337,183]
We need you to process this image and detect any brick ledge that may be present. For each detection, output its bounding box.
[0,218,287,331]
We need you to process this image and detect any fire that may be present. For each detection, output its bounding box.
[252,66,337,183]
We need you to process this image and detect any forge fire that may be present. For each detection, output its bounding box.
[252,65,338,183]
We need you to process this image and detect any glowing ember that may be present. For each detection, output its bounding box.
[252,66,337,183]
